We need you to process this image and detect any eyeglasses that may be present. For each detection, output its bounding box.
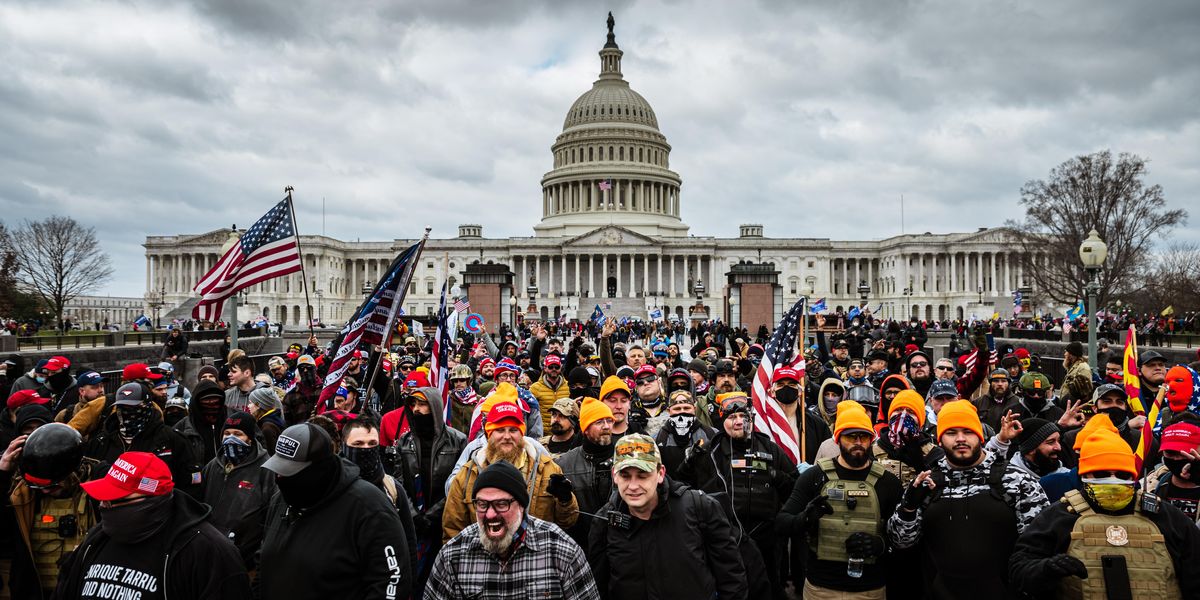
[910,361,929,368]
[635,377,657,386]
[935,366,955,372]
[473,498,516,513]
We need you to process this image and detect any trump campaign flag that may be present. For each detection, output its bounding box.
[192,198,303,322]
[750,298,808,464]
[319,240,425,407]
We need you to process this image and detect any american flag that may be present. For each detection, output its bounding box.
[318,242,424,407]
[431,282,459,423]
[750,298,808,464]
[454,297,470,314]
[192,198,303,322]
[598,179,612,191]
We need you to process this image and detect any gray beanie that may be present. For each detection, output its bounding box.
[249,386,283,412]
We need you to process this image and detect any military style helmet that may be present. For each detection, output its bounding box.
[450,364,473,381]
[19,423,84,488]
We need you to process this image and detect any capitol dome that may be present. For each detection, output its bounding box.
[535,14,687,238]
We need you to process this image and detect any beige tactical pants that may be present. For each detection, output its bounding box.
[803,579,886,599]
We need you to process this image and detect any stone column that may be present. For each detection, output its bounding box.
[642,254,649,295]
[575,254,581,296]
[657,254,664,294]
[616,255,623,297]
[990,252,998,293]
[602,255,608,296]
[670,255,676,297]
[840,259,848,297]
[976,253,983,292]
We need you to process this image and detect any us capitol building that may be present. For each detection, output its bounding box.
[144,18,1047,331]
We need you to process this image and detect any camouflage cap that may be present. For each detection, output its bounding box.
[613,433,661,473]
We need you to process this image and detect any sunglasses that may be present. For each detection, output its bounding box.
[635,377,657,386]
[935,366,955,372]
[910,361,929,368]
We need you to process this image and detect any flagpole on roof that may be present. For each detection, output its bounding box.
[285,186,316,340]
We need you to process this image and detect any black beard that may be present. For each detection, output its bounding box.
[840,447,870,468]
[550,422,571,436]
[1029,451,1061,476]
[945,444,982,467]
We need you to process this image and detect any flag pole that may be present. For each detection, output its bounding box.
[285,186,316,340]
[362,228,432,408]
[799,295,808,464]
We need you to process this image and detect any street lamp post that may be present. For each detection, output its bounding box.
[977,286,983,305]
[315,289,324,326]
[1079,229,1108,371]
[857,280,870,306]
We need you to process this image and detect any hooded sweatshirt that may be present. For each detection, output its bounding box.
[816,378,847,425]
[176,380,228,465]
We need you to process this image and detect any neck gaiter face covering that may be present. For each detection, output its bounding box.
[117,404,154,440]
[343,446,384,483]
[101,494,174,543]
[276,455,341,509]
[222,436,254,465]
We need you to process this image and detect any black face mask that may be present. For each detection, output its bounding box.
[100,494,174,543]
[49,371,72,391]
[117,404,154,439]
[1163,457,1199,483]
[775,387,800,405]
[276,455,341,509]
[344,446,384,483]
[1100,406,1129,429]
[1022,394,1048,414]
[408,409,435,437]
[163,409,187,427]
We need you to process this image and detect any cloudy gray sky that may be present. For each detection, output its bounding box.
[2,0,1197,297]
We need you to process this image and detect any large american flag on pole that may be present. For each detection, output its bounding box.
[192,198,303,322]
[319,241,424,407]
[430,282,459,423]
[750,298,807,464]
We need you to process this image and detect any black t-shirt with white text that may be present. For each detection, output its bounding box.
[78,537,165,600]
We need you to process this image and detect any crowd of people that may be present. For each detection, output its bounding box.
[0,310,1199,599]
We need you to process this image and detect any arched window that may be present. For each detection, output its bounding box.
[589,147,594,161]
[638,147,643,162]
[609,146,614,160]
[619,147,624,161]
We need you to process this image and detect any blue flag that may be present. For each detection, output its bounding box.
[809,298,827,314]
[1066,299,1085,320]
[847,306,861,321]
[134,315,151,328]
[589,304,605,325]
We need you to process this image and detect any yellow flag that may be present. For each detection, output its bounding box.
[991,312,1000,321]
[1162,305,1175,316]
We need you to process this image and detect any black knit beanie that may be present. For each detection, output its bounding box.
[473,461,530,508]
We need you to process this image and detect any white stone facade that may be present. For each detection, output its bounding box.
[62,295,144,327]
[144,24,1048,329]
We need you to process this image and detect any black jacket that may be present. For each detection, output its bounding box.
[395,386,466,531]
[259,460,412,600]
[53,492,251,600]
[1008,498,1200,599]
[200,446,277,568]
[84,410,202,497]
[678,430,797,531]
[588,478,748,600]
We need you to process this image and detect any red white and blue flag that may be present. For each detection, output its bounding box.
[750,298,808,464]
[431,282,459,423]
[598,179,612,191]
[453,297,471,314]
[192,198,303,322]
[319,241,424,407]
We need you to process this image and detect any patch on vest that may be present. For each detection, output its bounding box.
[1105,525,1129,546]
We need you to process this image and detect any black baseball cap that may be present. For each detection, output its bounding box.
[1138,350,1166,368]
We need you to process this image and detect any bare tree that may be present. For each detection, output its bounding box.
[9,216,114,332]
[1133,242,1200,315]
[1007,151,1187,309]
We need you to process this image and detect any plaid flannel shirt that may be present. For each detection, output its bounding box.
[425,515,600,600]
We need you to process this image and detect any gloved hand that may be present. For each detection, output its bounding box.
[412,512,433,536]
[845,532,886,558]
[684,438,708,462]
[901,476,934,511]
[1045,554,1088,579]
[626,409,649,432]
[547,474,574,503]
[800,495,833,530]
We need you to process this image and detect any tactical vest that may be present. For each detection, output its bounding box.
[871,442,917,486]
[810,457,886,564]
[30,491,93,590]
[729,445,779,523]
[1058,489,1180,600]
